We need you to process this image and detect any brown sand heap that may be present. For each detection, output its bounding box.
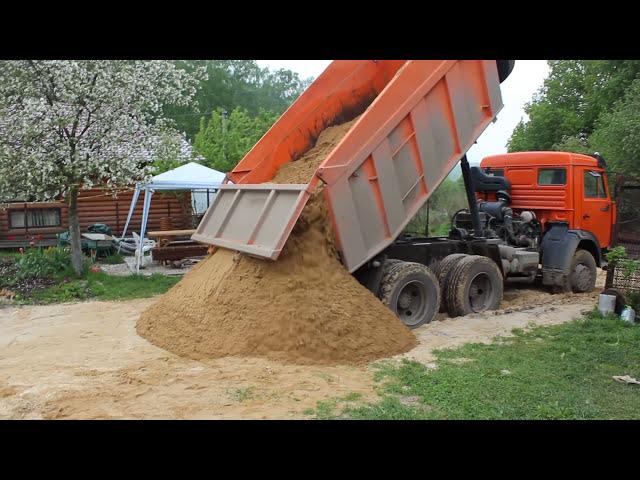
[137,118,416,365]
[271,117,359,183]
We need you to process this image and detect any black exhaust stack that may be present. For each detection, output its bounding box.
[460,155,484,238]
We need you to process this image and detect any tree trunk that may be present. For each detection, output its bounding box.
[68,188,84,277]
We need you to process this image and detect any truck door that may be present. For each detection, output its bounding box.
[577,168,613,248]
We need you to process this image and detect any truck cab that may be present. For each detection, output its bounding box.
[480,151,616,249]
[466,151,617,295]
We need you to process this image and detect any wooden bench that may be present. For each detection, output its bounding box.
[147,229,206,264]
[147,229,196,247]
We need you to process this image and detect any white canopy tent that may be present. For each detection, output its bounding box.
[119,162,226,271]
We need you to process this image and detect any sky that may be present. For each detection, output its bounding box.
[257,60,550,173]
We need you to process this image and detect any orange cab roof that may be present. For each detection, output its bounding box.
[481,151,601,168]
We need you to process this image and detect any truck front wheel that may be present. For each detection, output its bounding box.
[568,249,597,293]
[379,261,440,329]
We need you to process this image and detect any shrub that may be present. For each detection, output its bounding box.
[102,253,125,265]
[605,246,640,278]
[15,247,76,280]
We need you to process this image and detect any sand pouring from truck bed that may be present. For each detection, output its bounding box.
[137,119,416,365]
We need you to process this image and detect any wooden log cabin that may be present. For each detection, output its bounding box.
[0,189,193,249]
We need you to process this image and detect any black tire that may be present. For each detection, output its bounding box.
[379,261,440,329]
[434,254,467,313]
[382,258,403,274]
[445,255,504,317]
[568,249,597,293]
[602,288,626,316]
[376,259,403,296]
[496,60,515,83]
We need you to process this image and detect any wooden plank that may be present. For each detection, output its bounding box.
[147,229,197,237]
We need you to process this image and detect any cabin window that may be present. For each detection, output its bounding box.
[538,168,566,185]
[584,171,607,198]
[483,168,504,177]
[9,208,62,229]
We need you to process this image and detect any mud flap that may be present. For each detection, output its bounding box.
[541,223,601,287]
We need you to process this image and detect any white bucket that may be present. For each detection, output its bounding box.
[621,307,636,323]
[598,294,616,315]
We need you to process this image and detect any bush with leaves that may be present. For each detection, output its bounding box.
[605,246,640,278]
[15,247,77,281]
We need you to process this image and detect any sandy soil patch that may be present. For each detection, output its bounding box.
[0,273,603,419]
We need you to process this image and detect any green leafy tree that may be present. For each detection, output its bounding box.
[194,107,278,172]
[508,61,640,153]
[406,176,467,236]
[551,134,592,154]
[152,134,201,174]
[165,61,310,140]
[590,78,640,175]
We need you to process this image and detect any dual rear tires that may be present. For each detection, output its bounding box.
[378,261,440,329]
[378,255,504,329]
[442,255,503,317]
[378,249,597,329]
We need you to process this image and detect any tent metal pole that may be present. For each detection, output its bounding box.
[118,185,141,253]
[137,188,154,273]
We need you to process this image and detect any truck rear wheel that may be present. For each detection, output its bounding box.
[379,261,440,329]
[568,249,597,293]
[445,255,503,317]
[434,254,467,313]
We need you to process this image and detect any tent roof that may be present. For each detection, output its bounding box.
[146,162,226,190]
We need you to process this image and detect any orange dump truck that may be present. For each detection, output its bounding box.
[194,60,615,328]
[194,60,511,269]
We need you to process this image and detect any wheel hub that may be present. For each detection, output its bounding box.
[468,272,493,312]
[396,281,427,327]
[573,263,591,290]
[398,292,413,309]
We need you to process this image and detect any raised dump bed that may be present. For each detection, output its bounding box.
[193,60,510,272]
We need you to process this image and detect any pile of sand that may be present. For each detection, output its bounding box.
[137,118,416,365]
[270,118,359,183]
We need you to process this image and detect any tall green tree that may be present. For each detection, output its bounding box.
[0,60,202,276]
[165,61,311,140]
[194,107,278,172]
[590,78,640,175]
[507,61,640,153]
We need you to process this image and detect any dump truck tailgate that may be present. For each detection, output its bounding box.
[193,60,505,272]
[192,183,310,259]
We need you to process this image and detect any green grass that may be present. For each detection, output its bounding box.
[101,253,125,265]
[230,387,256,402]
[306,311,640,420]
[2,246,180,304]
[303,392,364,419]
[24,271,180,304]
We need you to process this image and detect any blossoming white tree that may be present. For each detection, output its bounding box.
[0,60,205,275]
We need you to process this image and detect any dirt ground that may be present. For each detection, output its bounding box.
[0,272,604,419]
